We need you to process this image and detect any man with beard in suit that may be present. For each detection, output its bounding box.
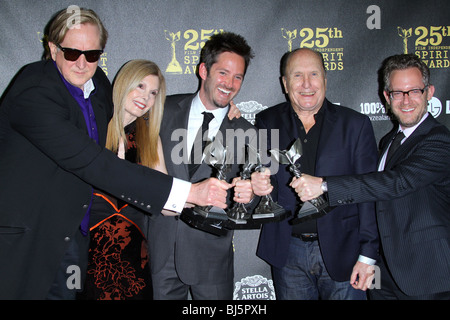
[0,8,229,300]
[148,32,259,300]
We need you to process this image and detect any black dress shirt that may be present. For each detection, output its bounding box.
[290,104,325,234]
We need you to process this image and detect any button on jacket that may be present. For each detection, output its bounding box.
[0,60,173,299]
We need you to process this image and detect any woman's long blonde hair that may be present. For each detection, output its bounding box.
[106,60,166,169]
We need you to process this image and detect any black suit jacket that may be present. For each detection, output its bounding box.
[148,93,257,286]
[0,60,173,299]
[256,100,379,282]
[327,114,450,295]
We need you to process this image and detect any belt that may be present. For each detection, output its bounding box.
[292,233,318,242]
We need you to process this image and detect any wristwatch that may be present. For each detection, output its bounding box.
[321,178,328,193]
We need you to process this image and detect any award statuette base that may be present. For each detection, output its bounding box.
[224,200,289,230]
[182,195,291,233]
[193,205,229,220]
[225,204,263,229]
[289,195,334,224]
[223,218,261,229]
[251,195,289,222]
[252,201,287,220]
[181,207,229,236]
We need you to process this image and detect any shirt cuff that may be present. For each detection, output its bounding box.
[358,255,376,265]
[163,178,191,213]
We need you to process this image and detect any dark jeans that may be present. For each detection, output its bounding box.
[272,236,367,300]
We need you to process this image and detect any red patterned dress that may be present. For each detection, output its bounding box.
[78,122,152,300]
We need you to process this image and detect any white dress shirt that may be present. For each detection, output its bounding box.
[378,113,428,171]
[162,93,228,213]
[187,93,228,156]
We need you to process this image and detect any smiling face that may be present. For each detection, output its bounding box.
[198,51,245,110]
[123,74,160,126]
[383,67,434,129]
[282,49,327,115]
[49,23,101,90]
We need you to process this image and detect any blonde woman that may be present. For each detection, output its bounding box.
[79,60,167,300]
[106,59,167,173]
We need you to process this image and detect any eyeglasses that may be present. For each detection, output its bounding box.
[388,86,428,100]
[56,44,103,63]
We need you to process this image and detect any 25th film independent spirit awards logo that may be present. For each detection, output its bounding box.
[161,26,380,300]
[282,19,391,123]
[366,7,450,120]
[37,6,442,297]
[163,28,269,125]
[398,25,450,118]
[163,24,384,301]
[162,25,346,126]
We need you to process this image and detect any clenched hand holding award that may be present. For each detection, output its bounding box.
[270,138,333,224]
[181,139,231,235]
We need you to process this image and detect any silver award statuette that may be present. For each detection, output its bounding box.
[226,146,256,223]
[252,146,286,219]
[270,138,331,224]
[193,139,230,220]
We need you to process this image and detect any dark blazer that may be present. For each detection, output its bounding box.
[148,93,257,287]
[0,60,173,299]
[256,99,379,282]
[327,114,450,295]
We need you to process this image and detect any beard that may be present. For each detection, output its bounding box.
[391,103,427,128]
[213,99,230,109]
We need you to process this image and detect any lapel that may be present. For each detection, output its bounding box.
[384,114,436,169]
[275,100,337,177]
[278,102,298,148]
[316,99,337,155]
[278,99,337,152]
[312,100,338,176]
[170,94,194,180]
[190,108,235,182]
[90,69,111,147]
[378,127,398,167]
[52,63,111,147]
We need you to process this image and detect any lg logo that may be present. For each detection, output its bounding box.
[428,97,442,118]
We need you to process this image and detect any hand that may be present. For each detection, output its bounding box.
[187,178,231,209]
[232,177,254,203]
[117,137,126,160]
[290,174,323,201]
[227,100,241,120]
[161,209,179,216]
[251,167,273,196]
[350,261,376,291]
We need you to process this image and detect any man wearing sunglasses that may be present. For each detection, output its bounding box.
[0,7,230,299]
[293,54,450,300]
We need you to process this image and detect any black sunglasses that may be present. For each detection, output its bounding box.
[56,44,103,63]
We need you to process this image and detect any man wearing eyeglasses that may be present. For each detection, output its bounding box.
[0,7,230,300]
[293,54,450,300]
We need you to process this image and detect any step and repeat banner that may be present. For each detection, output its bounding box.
[1,0,449,300]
